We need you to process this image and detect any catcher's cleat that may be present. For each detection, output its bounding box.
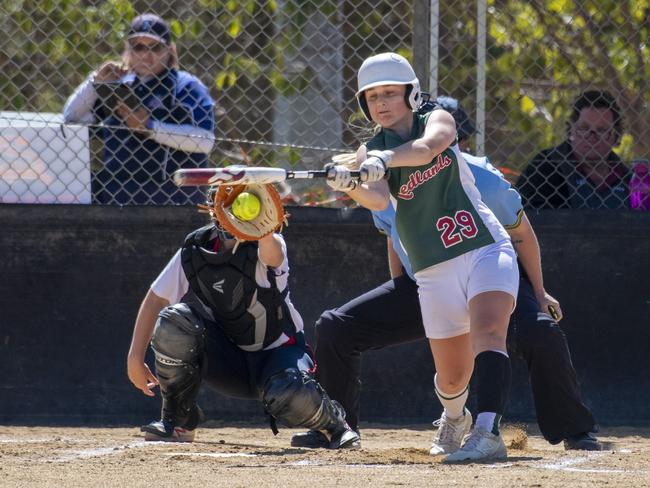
[328,424,361,450]
[429,408,472,456]
[444,427,507,463]
[291,428,361,449]
[291,430,330,449]
[564,432,602,451]
[141,420,196,442]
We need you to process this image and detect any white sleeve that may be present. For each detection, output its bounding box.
[63,75,98,125]
[148,120,215,154]
[150,249,189,304]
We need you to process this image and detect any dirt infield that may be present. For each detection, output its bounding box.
[1,423,649,487]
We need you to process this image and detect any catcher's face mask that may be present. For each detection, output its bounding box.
[205,188,234,240]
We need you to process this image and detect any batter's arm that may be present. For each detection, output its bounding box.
[127,289,170,395]
[382,109,457,169]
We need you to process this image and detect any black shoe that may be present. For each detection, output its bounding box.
[564,432,602,451]
[291,428,361,449]
[329,425,361,450]
[291,430,330,448]
[141,420,196,442]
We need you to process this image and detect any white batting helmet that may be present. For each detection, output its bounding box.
[356,52,421,121]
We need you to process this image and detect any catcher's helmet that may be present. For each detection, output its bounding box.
[434,96,476,142]
[356,52,421,121]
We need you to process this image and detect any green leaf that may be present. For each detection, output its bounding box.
[170,19,183,38]
[227,17,241,38]
[519,95,536,115]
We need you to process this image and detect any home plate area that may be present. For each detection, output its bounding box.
[1,424,649,487]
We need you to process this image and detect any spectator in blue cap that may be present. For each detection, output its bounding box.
[64,13,216,205]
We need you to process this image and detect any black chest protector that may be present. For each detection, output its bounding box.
[180,225,296,351]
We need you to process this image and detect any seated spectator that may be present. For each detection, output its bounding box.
[517,90,630,209]
[64,14,215,205]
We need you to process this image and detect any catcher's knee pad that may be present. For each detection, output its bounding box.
[262,369,346,432]
[151,303,205,386]
[151,303,205,365]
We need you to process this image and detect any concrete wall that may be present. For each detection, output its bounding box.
[1,205,648,426]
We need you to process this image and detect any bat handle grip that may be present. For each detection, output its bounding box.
[321,169,362,179]
[303,170,362,179]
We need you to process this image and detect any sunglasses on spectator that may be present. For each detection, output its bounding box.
[129,42,167,54]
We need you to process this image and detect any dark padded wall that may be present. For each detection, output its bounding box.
[0,205,648,426]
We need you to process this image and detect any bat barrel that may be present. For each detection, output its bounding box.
[172,169,218,186]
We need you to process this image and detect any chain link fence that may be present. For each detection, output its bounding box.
[1,0,648,208]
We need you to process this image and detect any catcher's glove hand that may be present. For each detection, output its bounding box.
[203,183,288,242]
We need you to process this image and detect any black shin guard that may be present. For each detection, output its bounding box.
[263,369,347,433]
[151,304,206,429]
[476,350,511,416]
[156,362,203,429]
[263,370,359,448]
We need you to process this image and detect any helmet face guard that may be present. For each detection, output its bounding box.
[356,52,421,121]
[202,187,234,241]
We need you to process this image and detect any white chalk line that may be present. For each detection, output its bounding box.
[538,452,626,474]
[165,452,257,458]
[49,441,150,462]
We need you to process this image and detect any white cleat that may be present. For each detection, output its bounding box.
[444,427,507,463]
[429,408,472,456]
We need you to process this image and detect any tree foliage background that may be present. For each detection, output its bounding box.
[1,0,647,176]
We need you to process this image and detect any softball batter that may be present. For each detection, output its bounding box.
[327,53,518,462]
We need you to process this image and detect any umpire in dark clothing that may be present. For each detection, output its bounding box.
[308,266,598,449]
[517,90,630,209]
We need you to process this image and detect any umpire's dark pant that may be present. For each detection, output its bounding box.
[314,273,596,444]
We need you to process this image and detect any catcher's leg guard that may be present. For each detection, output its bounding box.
[262,369,360,449]
[149,303,205,430]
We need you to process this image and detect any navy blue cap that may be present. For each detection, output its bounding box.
[128,14,171,44]
[435,96,476,141]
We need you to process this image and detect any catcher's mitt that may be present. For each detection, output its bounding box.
[201,183,288,242]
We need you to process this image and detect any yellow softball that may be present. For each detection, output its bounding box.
[232,192,261,221]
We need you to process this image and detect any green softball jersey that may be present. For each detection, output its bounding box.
[365,112,510,273]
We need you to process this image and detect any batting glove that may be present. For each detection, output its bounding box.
[359,150,391,182]
[325,163,357,192]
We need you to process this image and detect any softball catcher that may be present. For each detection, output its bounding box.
[127,184,359,448]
